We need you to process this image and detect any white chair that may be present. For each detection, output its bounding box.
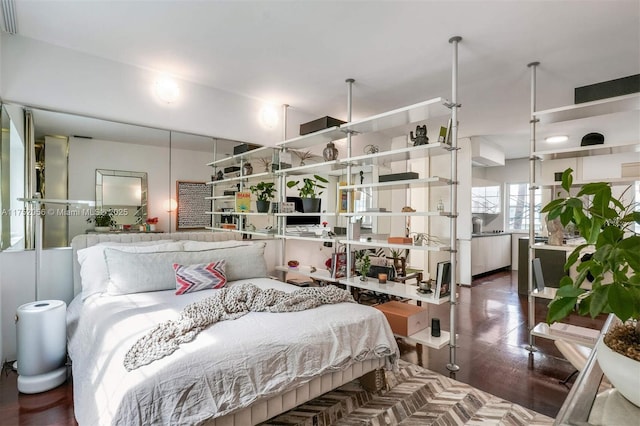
[554,339,592,385]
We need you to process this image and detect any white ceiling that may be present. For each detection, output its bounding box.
[7,0,640,159]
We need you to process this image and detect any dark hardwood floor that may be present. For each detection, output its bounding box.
[0,270,605,425]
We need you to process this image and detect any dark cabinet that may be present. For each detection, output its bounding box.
[517,238,569,295]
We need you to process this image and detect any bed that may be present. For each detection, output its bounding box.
[68,232,399,425]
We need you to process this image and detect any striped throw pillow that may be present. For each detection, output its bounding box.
[173,260,227,295]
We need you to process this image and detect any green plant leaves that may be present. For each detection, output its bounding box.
[541,167,640,324]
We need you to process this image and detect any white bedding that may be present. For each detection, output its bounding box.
[67,277,398,425]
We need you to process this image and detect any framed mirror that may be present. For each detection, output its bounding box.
[95,169,147,226]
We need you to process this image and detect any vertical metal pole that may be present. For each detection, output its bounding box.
[279,104,289,278]
[526,62,540,352]
[447,36,462,372]
[34,197,42,301]
[345,79,354,282]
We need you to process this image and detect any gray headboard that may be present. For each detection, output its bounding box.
[70,232,243,297]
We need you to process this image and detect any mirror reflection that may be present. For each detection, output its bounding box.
[0,104,256,249]
[96,169,147,227]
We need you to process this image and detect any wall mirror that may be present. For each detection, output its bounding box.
[95,169,147,226]
[0,103,256,250]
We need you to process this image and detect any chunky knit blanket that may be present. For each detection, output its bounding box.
[124,283,354,371]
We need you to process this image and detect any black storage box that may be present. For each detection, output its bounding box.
[379,172,419,182]
[224,166,240,174]
[300,116,346,135]
[233,143,261,155]
[223,190,238,196]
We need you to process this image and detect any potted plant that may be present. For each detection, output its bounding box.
[541,168,640,406]
[249,181,276,213]
[286,174,329,213]
[355,251,371,281]
[86,208,116,232]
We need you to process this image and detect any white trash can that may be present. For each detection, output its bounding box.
[16,299,67,394]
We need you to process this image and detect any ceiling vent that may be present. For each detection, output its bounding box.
[1,0,17,34]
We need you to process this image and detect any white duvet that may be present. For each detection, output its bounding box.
[67,278,398,425]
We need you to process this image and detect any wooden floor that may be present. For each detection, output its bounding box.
[0,270,605,425]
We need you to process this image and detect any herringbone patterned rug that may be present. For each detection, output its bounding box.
[261,360,553,425]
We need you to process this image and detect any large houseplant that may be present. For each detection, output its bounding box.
[541,168,639,405]
[287,174,329,213]
[249,181,276,213]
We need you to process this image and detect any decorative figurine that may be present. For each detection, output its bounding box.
[242,162,253,176]
[323,142,339,161]
[410,125,429,146]
[215,170,224,181]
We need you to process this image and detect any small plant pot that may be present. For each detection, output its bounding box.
[301,198,321,213]
[256,200,270,213]
[94,226,111,232]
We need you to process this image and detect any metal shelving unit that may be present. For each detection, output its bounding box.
[526,64,640,350]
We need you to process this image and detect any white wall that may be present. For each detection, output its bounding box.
[1,248,72,362]
[0,35,315,147]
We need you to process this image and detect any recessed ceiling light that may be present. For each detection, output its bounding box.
[154,77,179,103]
[259,105,279,129]
[545,135,568,143]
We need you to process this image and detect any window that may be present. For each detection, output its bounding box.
[472,185,501,214]
[507,183,542,232]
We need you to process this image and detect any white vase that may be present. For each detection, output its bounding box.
[596,337,640,407]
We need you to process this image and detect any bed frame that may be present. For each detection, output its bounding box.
[70,232,386,425]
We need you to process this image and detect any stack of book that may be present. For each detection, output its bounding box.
[549,323,600,345]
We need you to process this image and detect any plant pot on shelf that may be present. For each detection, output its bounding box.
[256,200,270,213]
[596,328,640,407]
[94,226,111,232]
[301,197,321,213]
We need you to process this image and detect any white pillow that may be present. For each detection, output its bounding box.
[77,241,183,300]
[180,240,250,251]
[104,243,268,296]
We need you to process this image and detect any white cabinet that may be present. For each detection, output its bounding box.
[471,234,511,276]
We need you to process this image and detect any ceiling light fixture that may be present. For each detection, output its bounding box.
[1,0,17,34]
[545,135,569,143]
[259,105,279,129]
[154,77,179,103]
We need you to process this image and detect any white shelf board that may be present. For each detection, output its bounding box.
[339,277,449,306]
[399,328,450,350]
[341,97,450,135]
[206,146,274,167]
[340,176,451,191]
[206,195,234,200]
[533,141,640,160]
[206,227,275,238]
[207,171,272,185]
[207,211,271,216]
[276,234,340,243]
[530,287,557,300]
[535,176,639,188]
[531,322,598,348]
[275,212,337,216]
[276,127,347,150]
[275,265,339,283]
[339,238,449,252]
[275,160,346,176]
[340,211,450,217]
[533,93,640,124]
[341,142,450,166]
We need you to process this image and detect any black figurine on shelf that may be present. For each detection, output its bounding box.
[214,170,224,181]
[410,125,429,146]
